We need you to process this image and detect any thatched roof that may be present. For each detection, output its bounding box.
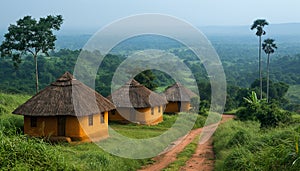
[164,82,198,102]
[107,79,168,108]
[13,72,115,116]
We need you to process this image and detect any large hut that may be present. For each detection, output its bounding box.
[163,82,198,113]
[107,79,168,125]
[13,72,115,142]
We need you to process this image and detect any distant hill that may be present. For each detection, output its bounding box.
[1,23,300,51]
[200,23,300,36]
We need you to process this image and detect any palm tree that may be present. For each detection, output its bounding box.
[262,38,277,103]
[251,19,269,100]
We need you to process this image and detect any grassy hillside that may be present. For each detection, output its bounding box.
[0,93,30,116]
[286,85,300,104]
[213,118,300,171]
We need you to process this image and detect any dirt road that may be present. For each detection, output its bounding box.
[139,115,234,171]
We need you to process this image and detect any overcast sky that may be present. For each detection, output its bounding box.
[1,0,300,33]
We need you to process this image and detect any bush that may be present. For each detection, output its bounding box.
[236,100,292,128]
[256,103,292,128]
[235,105,259,121]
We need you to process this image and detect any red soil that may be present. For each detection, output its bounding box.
[139,115,234,171]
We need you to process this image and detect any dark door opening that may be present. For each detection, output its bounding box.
[177,101,181,112]
[57,116,66,136]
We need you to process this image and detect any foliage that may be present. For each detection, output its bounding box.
[285,85,300,112]
[214,120,300,171]
[235,91,261,121]
[251,19,269,36]
[0,15,63,93]
[0,15,63,62]
[251,78,289,105]
[256,103,292,128]
[134,70,158,91]
[236,91,292,127]
[0,128,73,170]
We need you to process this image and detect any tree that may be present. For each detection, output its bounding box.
[262,38,277,102]
[134,70,158,90]
[251,19,269,100]
[0,15,63,93]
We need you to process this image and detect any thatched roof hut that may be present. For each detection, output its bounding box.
[107,79,168,108]
[163,83,198,113]
[107,79,167,125]
[13,71,115,116]
[13,72,115,142]
[164,82,198,102]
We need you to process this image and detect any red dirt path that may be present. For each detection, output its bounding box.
[138,115,234,171]
[179,115,234,171]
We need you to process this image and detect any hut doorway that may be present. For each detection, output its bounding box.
[177,101,181,112]
[57,116,66,136]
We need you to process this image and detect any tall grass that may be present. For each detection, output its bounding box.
[0,93,30,117]
[0,127,73,170]
[213,118,300,171]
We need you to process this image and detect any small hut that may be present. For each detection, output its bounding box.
[107,79,168,125]
[163,82,198,113]
[13,72,115,142]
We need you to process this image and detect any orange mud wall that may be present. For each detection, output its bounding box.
[108,106,164,125]
[164,101,191,113]
[23,112,108,142]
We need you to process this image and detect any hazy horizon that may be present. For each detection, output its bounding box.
[1,0,300,33]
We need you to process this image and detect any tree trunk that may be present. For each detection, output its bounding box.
[34,55,39,93]
[266,54,270,103]
[259,36,263,100]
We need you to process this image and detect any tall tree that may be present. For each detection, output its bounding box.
[0,15,63,93]
[134,70,158,91]
[251,19,269,100]
[262,38,277,102]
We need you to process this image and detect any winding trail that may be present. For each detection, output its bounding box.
[138,115,234,171]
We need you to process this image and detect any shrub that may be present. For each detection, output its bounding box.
[256,103,292,128]
[236,92,292,128]
[235,105,259,121]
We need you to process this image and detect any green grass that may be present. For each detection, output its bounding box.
[213,118,300,171]
[0,92,30,117]
[0,93,31,133]
[57,143,151,171]
[109,114,207,139]
[163,136,199,171]
[109,114,178,139]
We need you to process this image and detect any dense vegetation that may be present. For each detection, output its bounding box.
[0,46,299,112]
[214,117,300,171]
